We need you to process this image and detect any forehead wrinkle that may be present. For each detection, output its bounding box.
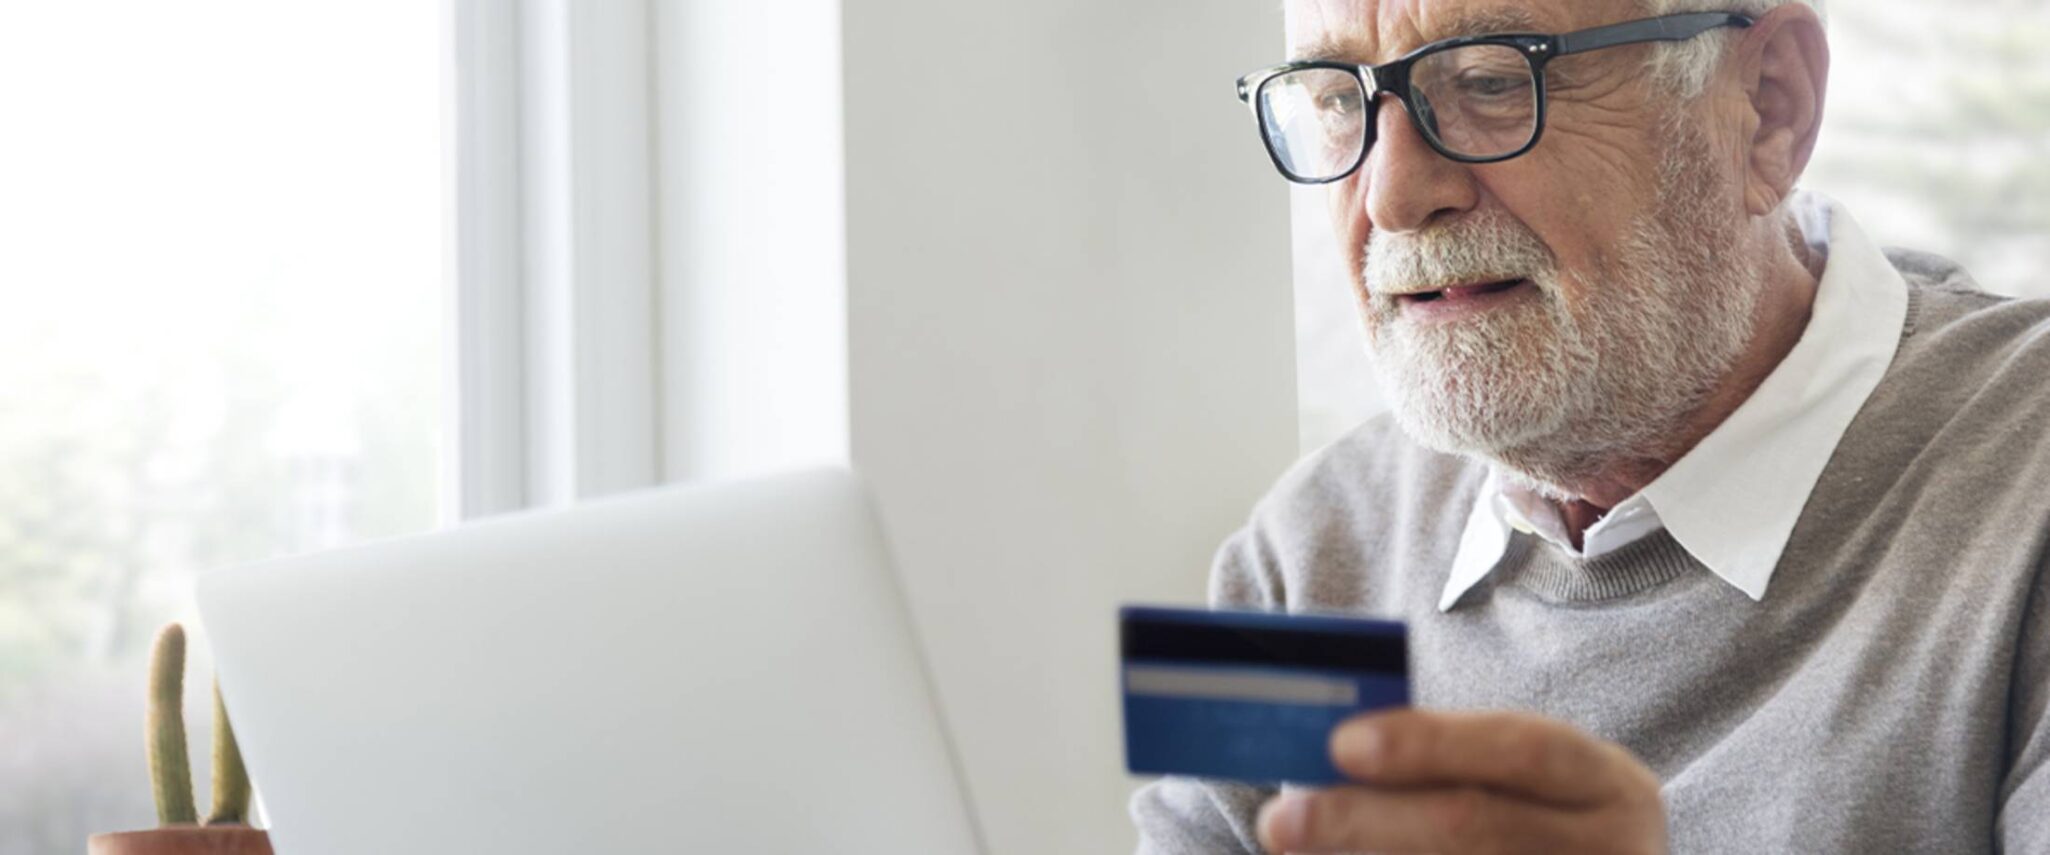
[1425,7,1546,41]
[1289,5,1554,63]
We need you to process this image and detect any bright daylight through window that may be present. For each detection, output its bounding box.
[0,3,445,850]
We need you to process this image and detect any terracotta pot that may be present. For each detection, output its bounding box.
[86,827,273,855]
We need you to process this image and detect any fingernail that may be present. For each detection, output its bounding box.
[1334,721,1384,771]
[1259,794,1311,848]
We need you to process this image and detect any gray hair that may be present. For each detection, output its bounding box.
[1642,0,1827,98]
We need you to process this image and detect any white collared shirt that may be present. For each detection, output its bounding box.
[1438,191,1911,612]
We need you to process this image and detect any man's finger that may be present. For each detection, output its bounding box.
[1328,709,1654,806]
[1256,785,1606,855]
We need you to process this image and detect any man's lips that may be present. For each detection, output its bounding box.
[1394,278,1530,304]
[1385,278,1536,321]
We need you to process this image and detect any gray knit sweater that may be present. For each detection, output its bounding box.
[1131,254,2050,853]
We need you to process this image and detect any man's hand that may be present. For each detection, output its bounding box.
[1255,709,1665,854]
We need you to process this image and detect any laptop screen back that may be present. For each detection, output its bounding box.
[198,468,982,854]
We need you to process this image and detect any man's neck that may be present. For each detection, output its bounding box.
[1558,499,1609,552]
[1554,220,1822,532]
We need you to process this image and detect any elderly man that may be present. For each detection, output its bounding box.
[1130,0,2050,852]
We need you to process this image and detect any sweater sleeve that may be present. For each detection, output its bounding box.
[1999,547,2050,851]
[1128,523,1286,854]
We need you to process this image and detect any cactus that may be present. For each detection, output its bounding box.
[207,679,253,824]
[145,621,259,829]
[147,624,198,825]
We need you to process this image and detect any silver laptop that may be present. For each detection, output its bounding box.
[197,467,983,854]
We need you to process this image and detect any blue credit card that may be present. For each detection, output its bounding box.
[1120,605,1410,786]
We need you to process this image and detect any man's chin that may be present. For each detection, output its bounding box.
[1385,397,1561,460]
[1369,346,1571,457]
[1375,357,1556,440]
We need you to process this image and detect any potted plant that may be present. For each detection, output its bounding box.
[88,623,273,855]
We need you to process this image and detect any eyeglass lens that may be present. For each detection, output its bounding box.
[1258,44,1540,180]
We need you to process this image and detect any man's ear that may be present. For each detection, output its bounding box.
[1733,5,1829,215]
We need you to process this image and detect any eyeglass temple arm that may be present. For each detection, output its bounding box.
[1235,66,1302,104]
[1555,11,1754,56]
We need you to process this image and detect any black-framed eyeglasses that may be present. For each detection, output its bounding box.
[1234,12,1753,184]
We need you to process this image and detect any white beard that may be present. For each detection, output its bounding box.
[1359,124,1764,496]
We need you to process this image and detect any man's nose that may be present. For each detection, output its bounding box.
[1362,96,1480,234]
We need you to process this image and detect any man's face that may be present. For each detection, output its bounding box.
[1287,0,1765,488]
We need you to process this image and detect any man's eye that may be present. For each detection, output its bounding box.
[1456,73,1525,99]
[1315,90,1363,115]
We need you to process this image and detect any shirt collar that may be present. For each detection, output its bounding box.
[1439,191,1910,611]
[1442,468,1515,611]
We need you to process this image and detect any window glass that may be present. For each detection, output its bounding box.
[1803,3,2050,293]
[0,3,445,847]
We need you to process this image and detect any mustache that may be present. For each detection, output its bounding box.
[1363,210,1557,298]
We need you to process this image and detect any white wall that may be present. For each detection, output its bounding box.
[841,1,1297,852]
[652,0,1296,850]
[1292,185,1388,454]
[654,0,851,482]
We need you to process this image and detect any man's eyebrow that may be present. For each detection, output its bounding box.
[1431,7,1544,40]
[1290,35,1370,63]
[1290,7,1547,63]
